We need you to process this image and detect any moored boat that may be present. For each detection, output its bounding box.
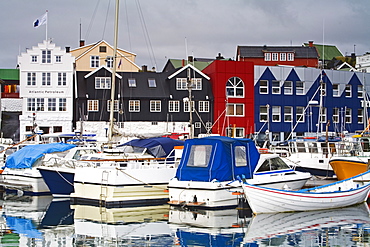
[168,136,311,209]
[241,170,370,214]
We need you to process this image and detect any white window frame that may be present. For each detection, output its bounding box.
[59,98,67,111]
[320,107,327,123]
[333,107,339,123]
[169,100,179,112]
[260,105,268,122]
[226,103,244,117]
[199,101,209,112]
[58,72,66,86]
[280,53,286,61]
[358,108,364,124]
[95,77,111,89]
[42,72,51,86]
[272,80,280,94]
[36,98,44,111]
[148,78,156,88]
[284,106,293,122]
[42,50,51,64]
[194,122,201,129]
[333,84,340,97]
[345,107,352,123]
[345,85,351,98]
[90,55,99,68]
[264,53,271,61]
[287,53,294,61]
[184,101,195,112]
[31,55,38,63]
[259,80,268,94]
[55,55,62,63]
[129,100,140,112]
[106,56,113,68]
[107,100,119,112]
[272,106,281,122]
[226,77,244,97]
[176,78,187,90]
[27,98,36,111]
[296,81,304,95]
[358,85,364,98]
[226,127,245,138]
[150,100,161,112]
[272,53,278,61]
[27,72,36,86]
[48,98,57,111]
[296,106,305,122]
[87,100,99,112]
[191,78,202,90]
[284,81,292,95]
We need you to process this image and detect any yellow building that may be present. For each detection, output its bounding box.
[71,40,140,72]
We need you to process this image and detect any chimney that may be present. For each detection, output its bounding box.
[308,41,314,47]
[351,53,356,60]
[188,56,194,63]
[65,47,70,53]
[79,40,85,47]
[142,65,147,72]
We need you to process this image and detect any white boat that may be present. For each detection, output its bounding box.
[242,202,370,245]
[168,136,311,209]
[242,170,370,214]
[0,143,100,195]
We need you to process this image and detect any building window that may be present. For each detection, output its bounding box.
[226,127,245,138]
[48,98,56,111]
[106,56,113,68]
[42,72,51,86]
[27,98,36,111]
[27,72,36,86]
[95,77,111,89]
[99,46,107,52]
[272,53,278,61]
[358,85,364,98]
[321,82,326,96]
[194,122,201,129]
[333,84,340,97]
[320,107,327,123]
[55,55,61,63]
[169,100,179,112]
[199,101,209,112]
[296,106,304,122]
[192,78,202,90]
[90,55,99,68]
[226,77,244,97]
[260,105,268,122]
[284,81,292,95]
[259,80,268,94]
[264,53,271,61]
[358,108,364,124]
[107,100,119,112]
[42,50,51,63]
[284,106,293,122]
[148,78,156,87]
[59,98,67,111]
[280,53,286,61]
[88,100,99,112]
[272,106,281,122]
[345,108,352,123]
[226,104,244,116]
[53,126,63,133]
[184,101,195,112]
[128,78,136,87]
[58,73,66,86]
[36,98,44,111]
[150,100,161,112]
[345,85,351,97]
[287,53,294,61]
[333,107,339,123]
[129,100,140,112]
[176,78,187,90]
[272,80,280,94]
[296,81,304,95]
[31,55,37,63]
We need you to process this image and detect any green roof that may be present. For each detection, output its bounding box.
[304,43,343,61]
[0,69,19,80]
[169,59,213,71]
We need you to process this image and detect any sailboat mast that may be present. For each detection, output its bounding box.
[108,0,120,145]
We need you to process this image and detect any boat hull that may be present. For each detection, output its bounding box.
[242,171,370,214]
[38,167,74,197]
[329,158,367,180]
[70,166,177,208]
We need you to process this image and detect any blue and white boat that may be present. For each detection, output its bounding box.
[39,137,184,198]
[168,136,311,209]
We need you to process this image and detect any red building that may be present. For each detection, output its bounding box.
[203,60,254,137]
[236,42,319,68]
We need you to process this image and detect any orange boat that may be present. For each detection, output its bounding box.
[329,157,368,180]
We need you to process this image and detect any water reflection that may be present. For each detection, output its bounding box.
[0,194,370,246]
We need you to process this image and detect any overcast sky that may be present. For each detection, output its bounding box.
[1,0,369,71]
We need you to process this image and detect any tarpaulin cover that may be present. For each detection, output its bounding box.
[4,143,76,169]
[175,136,259,182]
[118,137,184,158]
[5,216,43,239]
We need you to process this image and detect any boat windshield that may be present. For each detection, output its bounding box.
[186,145,212,167]
[256,157,291,172]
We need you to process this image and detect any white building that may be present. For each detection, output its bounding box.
[356,52,370,73]
[18,40,75,141]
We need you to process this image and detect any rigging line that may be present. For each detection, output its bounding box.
[135,0,157,69]
[101,0,112,40]
[124,0,133,53]
[85,0,101,41]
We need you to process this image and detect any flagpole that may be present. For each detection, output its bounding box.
[45,10,48,40]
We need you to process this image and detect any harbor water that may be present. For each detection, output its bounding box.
[0,193,370,246]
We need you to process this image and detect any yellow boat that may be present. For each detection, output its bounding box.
[329,158,368,180]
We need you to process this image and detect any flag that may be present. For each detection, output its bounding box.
[33,12,47,28]
[117,59,122,69]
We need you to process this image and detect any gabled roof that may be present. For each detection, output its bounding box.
[84,65,122,79]
[166,59,214,71]
[237,45,319,59]
[168,64,210,80]
[303,43,343,60]
[336,62,357,71]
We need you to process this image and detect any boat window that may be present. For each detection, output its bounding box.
[187,145,212,167]
[329,143,336,154]
[308,143,318,153]
[235,146,247,167]
[256,157,290,172]
[297,143,305,152]
[361,139,370,152]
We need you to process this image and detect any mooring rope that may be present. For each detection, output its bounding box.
[115,167,167,190]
